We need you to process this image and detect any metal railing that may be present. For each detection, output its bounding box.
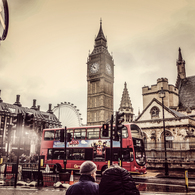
[0,158,70,187]
[145,141,195,161]
[145,141,195,150]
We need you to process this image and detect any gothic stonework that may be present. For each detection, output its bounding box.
[119,82,134,122]
[136,48,195,159]
[87,21,114,125]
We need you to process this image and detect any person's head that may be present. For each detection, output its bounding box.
[80,161,97,180]
[99,164,139,195]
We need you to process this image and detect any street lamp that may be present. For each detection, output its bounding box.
[159,87,169,176]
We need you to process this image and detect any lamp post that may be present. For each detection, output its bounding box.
[159,87,169,176]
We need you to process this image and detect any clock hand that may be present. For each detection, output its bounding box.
[0,6,5,30]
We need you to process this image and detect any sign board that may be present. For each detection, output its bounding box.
[166,136,174,141]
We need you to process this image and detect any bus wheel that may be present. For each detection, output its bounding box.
[53,163,62,173]
[101,165,108,176]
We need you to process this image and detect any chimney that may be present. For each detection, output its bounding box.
[31,99,37,110]
[14,95,22,107]
[37,105,40,111]
[47,104,53,114]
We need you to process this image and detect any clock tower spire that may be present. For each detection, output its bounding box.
[87,20,114,126]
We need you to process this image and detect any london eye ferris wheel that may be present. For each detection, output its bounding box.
[52,102,83,128]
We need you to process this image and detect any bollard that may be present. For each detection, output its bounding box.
[108,160,110,168]
[185,170,188,192]
[118,158,121,167]
[0,158,3,164]
[40,159,44,167]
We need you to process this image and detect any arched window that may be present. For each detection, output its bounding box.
[150,106,160,119]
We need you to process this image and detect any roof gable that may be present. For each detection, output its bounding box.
[135,98,185,121]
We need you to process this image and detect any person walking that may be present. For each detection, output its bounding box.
[99,164,140,195]
[66,161,99,195]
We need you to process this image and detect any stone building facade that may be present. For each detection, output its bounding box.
[87,21,114,125]
[135,48,195,160]
[142,78,179,110]
[0,93,61,156]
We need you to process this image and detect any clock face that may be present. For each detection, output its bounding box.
[0,0,9,41]
[106,63,112,75]
[90,63,99,74]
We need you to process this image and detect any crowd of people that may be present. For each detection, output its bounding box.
[19,153,39,164]
[7,152,39,164]
[66,161,140,195]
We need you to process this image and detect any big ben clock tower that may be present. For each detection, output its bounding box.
[87,20,114,126]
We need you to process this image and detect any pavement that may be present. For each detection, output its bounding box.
[132,168,195,180]
[1,168,195,195]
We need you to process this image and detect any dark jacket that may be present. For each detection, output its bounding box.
[99,166,140,195]
[66,175,99,195]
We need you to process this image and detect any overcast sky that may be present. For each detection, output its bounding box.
[1,0,195,125]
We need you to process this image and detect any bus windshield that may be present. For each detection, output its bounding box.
[130,124,142,138]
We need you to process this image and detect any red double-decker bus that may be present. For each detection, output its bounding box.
[40,123,146,174]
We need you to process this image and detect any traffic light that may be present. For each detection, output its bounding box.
[60,129,64,142]
[25,112,34,129]
[67,133,72,142]
[113,130,119,141]
[12,113,23,136]
[12,114,18,128]
[102,124,109,137]
[60,130,72,142]
[114,112,125,141]
[116,112,125,130]
[12,114,23,128]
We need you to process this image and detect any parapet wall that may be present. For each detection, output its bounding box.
[142,78,178,109]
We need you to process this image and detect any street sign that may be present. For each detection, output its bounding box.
[166,136,174,141]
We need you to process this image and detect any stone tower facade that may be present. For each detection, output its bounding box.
[87,21,114,125]
[119,82,134,122]
[142,78,179,110]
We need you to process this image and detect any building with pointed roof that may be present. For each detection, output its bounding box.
[135,48,195,161]
[175,48,195,116]
[119,82,134,122]
[87,20,114,125]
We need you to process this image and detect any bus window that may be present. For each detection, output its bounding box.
[85,148,93,160]
[71,149,85,160]
[67,129,73,139]
[55,130,60,140]
[106,148,120,161]
[131,124,142,138]
[130,149,134,162]
[122,149,130,161]
[87,128,99,139]
[44,131,55,140]
[122,148,133,162]
[47,149,53,159]
[53,149,64,160]
[74,129,86,139]
[113,148,120,161]
[122,126,128,138]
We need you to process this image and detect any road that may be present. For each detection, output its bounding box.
[0,169,195,194]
